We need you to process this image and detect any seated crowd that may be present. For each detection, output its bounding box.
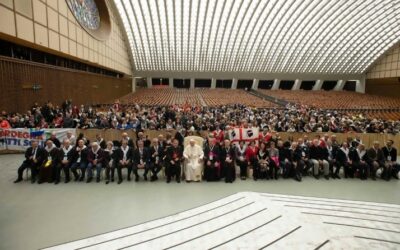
[1,98,400,134]
[13,130,400,184]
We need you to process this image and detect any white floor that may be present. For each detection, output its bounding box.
[43,192,400,250]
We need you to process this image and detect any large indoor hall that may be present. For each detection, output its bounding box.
[0,0,400,249]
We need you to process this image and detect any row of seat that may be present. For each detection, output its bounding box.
[119,88,278,108]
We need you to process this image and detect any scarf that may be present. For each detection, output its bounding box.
[62,145,73,160]
[357,149,366,159]
[121,146,129,161]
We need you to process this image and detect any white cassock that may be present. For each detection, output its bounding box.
[183,144,204,181]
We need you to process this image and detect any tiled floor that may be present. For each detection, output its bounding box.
[0,154,399,250]
[44,192,400,250]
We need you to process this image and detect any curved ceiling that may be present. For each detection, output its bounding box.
[114,0,400,75]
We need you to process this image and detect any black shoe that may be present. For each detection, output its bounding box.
[14,179,22,183]
[65,179,70,183]
[111,178,114,182]
[31,178,36,184]
[253,177,257,181]
[118,179,122,184]
[176,179,180,183]
[54,181,59,185]
[334,174,341,179]
[79,177,84,182]
[106,180,110,184]
[86,178,92,183]
[143,175,148,181]
[135,176,139,182]
[167,178,171,183]
[324,175,329,180]
[96,178,100,183]
[314,175,319,180]
[150,176,156,182]
[127,176,131,181]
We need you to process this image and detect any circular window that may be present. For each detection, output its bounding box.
[66,0,111,41]
[66,0,100,30]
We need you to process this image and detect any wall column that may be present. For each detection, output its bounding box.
[169,77,173,88]
[291,79,302,90]
[131,78,136,92]
[190,78,195,89]
[252,78,259,90]
[231,78,238,89]
[146,76,152,88]
[334,79,345,91]
[211,78,216,89]
[271,79,280,90]
[355,77,366,93]
[312,79,323,90]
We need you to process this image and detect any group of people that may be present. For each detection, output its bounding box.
[1,99,400,134]
[13,130,400,185]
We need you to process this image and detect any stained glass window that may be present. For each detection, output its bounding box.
[66,0,101,31]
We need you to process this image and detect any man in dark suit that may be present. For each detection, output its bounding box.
[121,132,135,148]
[219,139,236,183]
[54,138,74,184]
[87,142,104,183]
[382,140,399,180]
[203,138,221,181]
[70,139,88,181]
[115,139,133,184]
[165,139,183,183]
[149,138,164,181]
[14,140,46,183]
[132,140,151,182]
[349,143,369,180]
[366,141,385,180]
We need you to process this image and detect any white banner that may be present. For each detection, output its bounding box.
[228,127,259,145]
[0,128,76,151]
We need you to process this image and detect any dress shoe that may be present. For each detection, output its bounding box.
[118,179,122,184]
[54,181,59,185]
[324,175,329,180]
[86,178,92,183]
[14,179,22,183]
[143,175,148,181]
[135,176,139,182]
[96,178,100,183]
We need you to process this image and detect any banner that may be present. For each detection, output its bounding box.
[228,127,259,145]
[0,128,76,152]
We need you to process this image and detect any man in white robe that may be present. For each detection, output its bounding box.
[183,139,204,182]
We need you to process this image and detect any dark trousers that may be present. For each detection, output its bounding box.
[117,163,132,181]
[133,164,150,177]
[106,162,116,180]
[55,163,71,182]
[150,162,162,177]
[166,163,181,180]
[223,162,236,182]
[71,162,87,180]
[236,160,247,178]
[17,160,39,181]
